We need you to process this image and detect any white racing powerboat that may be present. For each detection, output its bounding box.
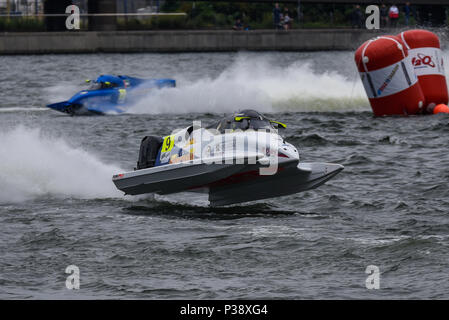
[112,110,344,206]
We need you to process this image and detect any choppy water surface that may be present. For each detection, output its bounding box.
[0,52,448,299]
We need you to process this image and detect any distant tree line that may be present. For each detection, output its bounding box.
[160,1,448,29]
[1,1,447,31]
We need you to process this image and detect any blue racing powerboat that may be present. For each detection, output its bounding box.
[46,75,175,115]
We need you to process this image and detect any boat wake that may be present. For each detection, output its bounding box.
[128,54,370,114]
[0,126,123,203]
[0,107,48,113]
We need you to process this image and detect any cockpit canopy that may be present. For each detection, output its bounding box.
[87,82,117,90]
[86,75,125,91]
[207,109,286,133]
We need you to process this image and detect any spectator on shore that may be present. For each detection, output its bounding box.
[273,3,282,30]
[404,2,411,26]
[283,13,293,30]
[389,4,399,27]
[351,5,363,29]
[380,4,389,28]
[278,13,284,29]
[233,18,243,31]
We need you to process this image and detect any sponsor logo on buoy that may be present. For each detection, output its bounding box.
[408,48,445,76]
[412,53,435,68]
[378,64,399,95]
[359,57,417,99]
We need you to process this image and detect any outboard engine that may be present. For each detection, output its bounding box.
[136,136,163,170]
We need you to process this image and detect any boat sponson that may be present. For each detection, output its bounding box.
[113,162,246,195]
[208,162,344,206]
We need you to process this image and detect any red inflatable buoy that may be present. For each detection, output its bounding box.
[355,35,425,116]
[399,30,448,108]
[432,104,449,114]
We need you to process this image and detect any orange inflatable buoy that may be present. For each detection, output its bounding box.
[433,104,449,114]
[399,30,449,107]
[355,35,425,116]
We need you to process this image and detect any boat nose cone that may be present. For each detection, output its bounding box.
[330,163,344,171]
[325,163,344,176]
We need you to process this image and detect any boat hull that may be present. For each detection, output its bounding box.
[208,162,343,206]
[112,160,343,206]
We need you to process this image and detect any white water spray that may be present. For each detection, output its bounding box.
[0,126,123,203]
[128,55,370,114]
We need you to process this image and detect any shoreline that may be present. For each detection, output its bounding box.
[0,29,393,54]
